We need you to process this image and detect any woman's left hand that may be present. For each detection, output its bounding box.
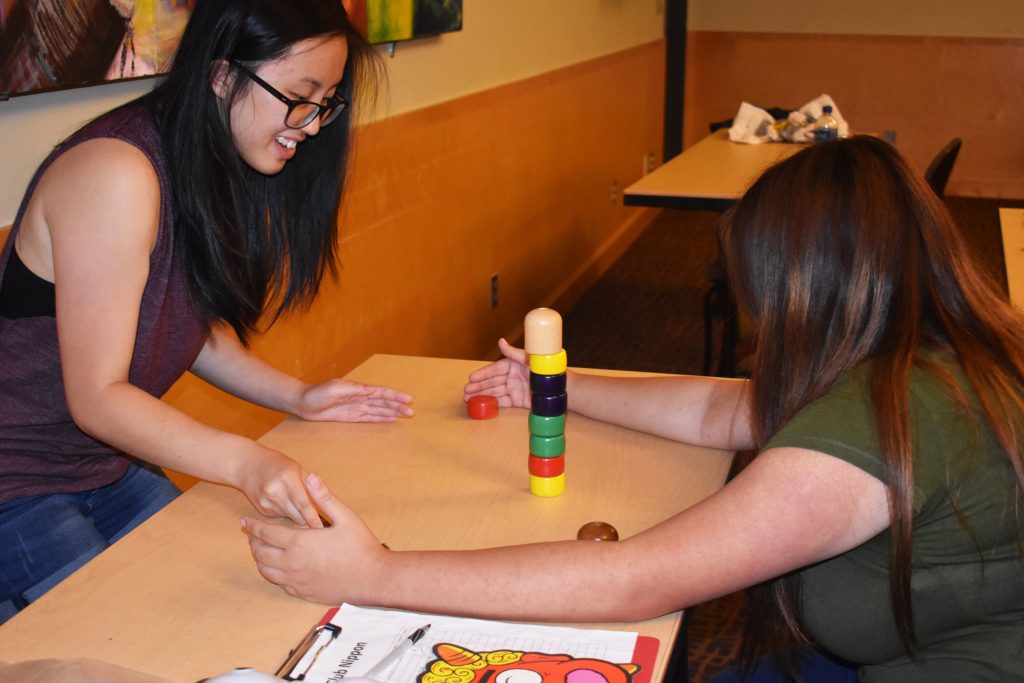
[295,379,413,422]
[243,473,386,604]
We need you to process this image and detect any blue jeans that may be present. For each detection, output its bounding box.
[710,647,858,683]
[0,463,180,623]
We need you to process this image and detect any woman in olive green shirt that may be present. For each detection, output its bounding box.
[245,137,1024,681]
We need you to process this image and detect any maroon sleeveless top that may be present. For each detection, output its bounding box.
[0,104,207,504]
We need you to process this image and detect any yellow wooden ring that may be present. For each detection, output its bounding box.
[529,473,566,497]
[529,349,567,375]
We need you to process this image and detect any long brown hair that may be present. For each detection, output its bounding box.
[722,136,1024,673]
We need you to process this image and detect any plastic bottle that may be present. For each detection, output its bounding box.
[811,105,839,142]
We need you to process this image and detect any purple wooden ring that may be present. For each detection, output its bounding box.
[530,372,567,396]
[531,392,567,416]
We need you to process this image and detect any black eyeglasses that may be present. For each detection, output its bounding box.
[229,59,347,129]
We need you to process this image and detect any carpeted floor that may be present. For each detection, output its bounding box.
[559,195,1021,682]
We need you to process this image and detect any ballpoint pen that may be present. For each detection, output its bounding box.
[363,624,432,680]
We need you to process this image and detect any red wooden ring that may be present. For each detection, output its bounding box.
[467,395,499,419]
[528,454,565,477]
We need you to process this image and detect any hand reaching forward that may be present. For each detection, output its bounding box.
[243,473,386,604]
[296,379,413,422]
[463,338,530,408]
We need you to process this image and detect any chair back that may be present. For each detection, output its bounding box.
[924,137,962,198]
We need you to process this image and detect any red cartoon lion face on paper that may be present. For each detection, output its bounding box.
[418,643,640,683]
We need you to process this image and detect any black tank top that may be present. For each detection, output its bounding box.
[0,247,56,318]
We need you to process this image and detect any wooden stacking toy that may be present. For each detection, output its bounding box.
[524,307,566,497]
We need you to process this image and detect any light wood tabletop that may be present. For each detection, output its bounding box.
[0,354,734,683]
[624,129,804,210]
[1000,208,1024,310]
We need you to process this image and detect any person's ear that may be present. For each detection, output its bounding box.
[210,59,233,99]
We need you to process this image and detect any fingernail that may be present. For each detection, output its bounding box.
[240,518,247,530]
[307,473,322,490]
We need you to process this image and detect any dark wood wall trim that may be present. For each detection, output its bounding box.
[663,0,687,161]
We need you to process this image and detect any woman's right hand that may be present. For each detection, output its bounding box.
[463,338,530,408]
[235,449,323,528]
[244,473,387,605]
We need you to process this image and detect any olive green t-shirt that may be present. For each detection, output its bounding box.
[764,357,1024,682]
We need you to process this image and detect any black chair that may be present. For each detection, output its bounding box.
[702,258,738,377]
[924,138,962,198]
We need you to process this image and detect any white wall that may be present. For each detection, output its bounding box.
[689,0,1024,38]
[0,0,666,227]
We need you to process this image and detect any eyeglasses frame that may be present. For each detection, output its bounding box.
[228,59,348,130]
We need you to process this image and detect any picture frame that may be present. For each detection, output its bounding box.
[0,0,462,99]
[0,0,195,98]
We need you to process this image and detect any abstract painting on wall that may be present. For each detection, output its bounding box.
[0,0,461,99]
[0,0,196,98]
[345,0,462,45]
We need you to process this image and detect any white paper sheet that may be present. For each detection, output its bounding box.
[293,604,640,683]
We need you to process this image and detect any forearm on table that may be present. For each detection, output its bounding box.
[360,449,858,623]
[69,380,271,485]
[566,372,755,450]
[190,328,308,415]
[368,540,674,623]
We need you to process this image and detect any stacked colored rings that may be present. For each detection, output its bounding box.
[528,413,565,437]
[523,308,567,498]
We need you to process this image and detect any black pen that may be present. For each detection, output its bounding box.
[363,624,432,679]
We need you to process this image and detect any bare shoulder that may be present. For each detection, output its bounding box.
[37,137,161,247]
[15,138,163,281]
[41,137,159,201]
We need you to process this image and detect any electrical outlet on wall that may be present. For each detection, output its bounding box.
[643,152,656,175]
[490,273,499,309]
[610,180,619,205]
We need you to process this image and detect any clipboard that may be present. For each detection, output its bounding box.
[278,607,660,683]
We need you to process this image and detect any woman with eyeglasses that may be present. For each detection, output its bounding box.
[0,0,411,623]
[245,136,1024,682]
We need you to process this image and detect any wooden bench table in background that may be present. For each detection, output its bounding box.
[624,130,803,210]
[1000,208,1024,309]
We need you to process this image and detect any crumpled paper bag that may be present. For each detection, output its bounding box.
[726,102,778,144]
[728,94,850,144]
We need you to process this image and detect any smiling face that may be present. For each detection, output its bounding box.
[222,35,349,175]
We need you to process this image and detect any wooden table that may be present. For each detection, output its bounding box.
[624,129,803,210]
[0,355,733,682]
[999,208,1024,309]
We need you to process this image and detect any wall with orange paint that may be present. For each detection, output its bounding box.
[0,2,666,227]
[682,32,1023,198]
[682,1,1024,198]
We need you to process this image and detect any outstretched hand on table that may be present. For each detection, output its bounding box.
[296,379,413,422]
[463,338,530,408]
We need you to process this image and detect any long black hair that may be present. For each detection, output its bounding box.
[141,0,380,343]
[724,136,1024,675]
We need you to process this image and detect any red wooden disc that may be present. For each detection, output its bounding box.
[467,394,499,419]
